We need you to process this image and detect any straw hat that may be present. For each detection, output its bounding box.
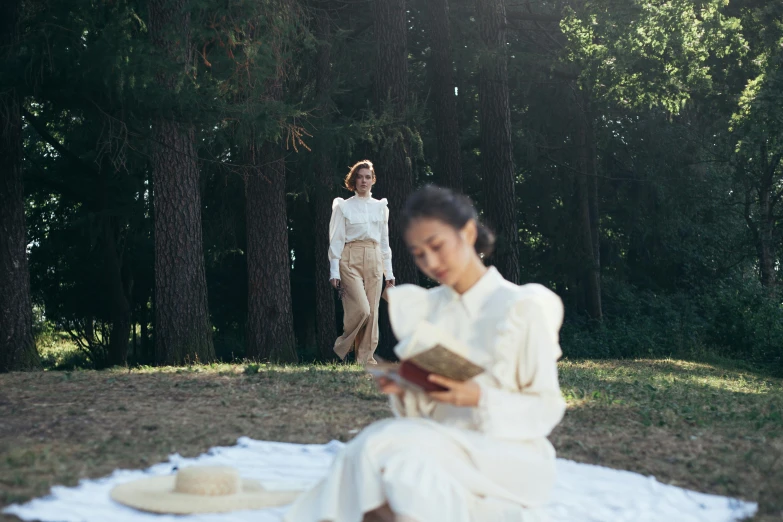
[110,466,302,514]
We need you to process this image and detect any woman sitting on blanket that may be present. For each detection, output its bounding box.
[285,185,567,522]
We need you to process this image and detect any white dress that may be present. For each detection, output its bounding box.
[284,267,567,522]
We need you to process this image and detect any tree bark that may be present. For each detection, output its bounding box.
[373,0,418,287]
[245,140,297,362]
[94,155,133,367]
[427,0,463,192]
[140,313,150,362]
[148,0,215,365]
[373,0,418,357]
[103,219,132,367]
[476,0,519,283]
[754,148,780,291]
[313,7,338,361]
[576,110,602,320]
[0,0,40,372]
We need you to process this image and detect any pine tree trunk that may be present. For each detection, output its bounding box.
[132,317,137,358]
[576,113,602,320]
[103,220,131,367]
[140,315,150,362]
[475,0,519,283]
[245,141,297,362]
[96,160,132,367]
[373,0,418,287]
[586,99,601,280]
[0,0,40,372]
[757,230,775,289]
[427,0,463,192]
[313,7,337,361]
[373,0,418,356]
[757,159,777,291]
[148,0,215,365]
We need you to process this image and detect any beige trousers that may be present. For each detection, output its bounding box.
[334,239,383,364]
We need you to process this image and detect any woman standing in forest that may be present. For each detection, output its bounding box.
[329,160,395,365]
[288,185,566,521]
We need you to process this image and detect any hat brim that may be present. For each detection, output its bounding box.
[110,475,302,514]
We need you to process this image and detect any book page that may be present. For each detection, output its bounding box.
[408,344,484,382]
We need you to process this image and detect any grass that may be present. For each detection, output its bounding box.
[1,358,781,521]
[37,333,91,371]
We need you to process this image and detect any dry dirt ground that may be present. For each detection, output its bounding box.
[1,359,781,521]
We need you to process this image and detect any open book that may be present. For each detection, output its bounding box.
[367,321,484,392]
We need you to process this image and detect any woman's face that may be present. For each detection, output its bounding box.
[354,168,374,195]
[404,217,477,286]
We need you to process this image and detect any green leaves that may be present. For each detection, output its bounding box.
[560,0,745,113]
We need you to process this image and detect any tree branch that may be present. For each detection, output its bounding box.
[22,107,99,175]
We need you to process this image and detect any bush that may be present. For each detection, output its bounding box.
[560,276,783,367]
[701,280,783,363]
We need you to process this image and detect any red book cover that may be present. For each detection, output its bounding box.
[398,360,448,392]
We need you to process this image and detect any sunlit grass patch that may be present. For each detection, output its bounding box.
[37,333,85,371]
[559,359,783,431]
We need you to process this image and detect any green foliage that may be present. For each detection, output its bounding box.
[701,277,783,361]
[561,0,746,113]
[562,279,707,360]
[562,270,783,368]
[243,362,267,375]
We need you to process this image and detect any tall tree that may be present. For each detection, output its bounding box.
[147,0,215,365]
[729,2,783,293]
[245,136,298,362]
[312,5,338,360]
[475,0,519,283]
[738,139,782,293]
[244,1,297,362]
[427,0,463,192]
[100,198,134,367]
[0,0,40,372]
[373,0,418,287]
[574,98,602,319]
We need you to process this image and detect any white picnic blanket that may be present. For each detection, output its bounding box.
[3,437,757,522]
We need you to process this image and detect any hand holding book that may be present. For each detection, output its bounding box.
[371,363,482,407]
[425,374,481,407]
[368,321,485,406]
[375,375,405,398]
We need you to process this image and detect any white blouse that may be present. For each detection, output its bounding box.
[328,193,394,281]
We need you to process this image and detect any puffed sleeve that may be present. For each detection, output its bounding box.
[385,284,438,418]
[475,286,566,440]
[379,198,394,280]
[328,198,346,280]
[386,284,432,340]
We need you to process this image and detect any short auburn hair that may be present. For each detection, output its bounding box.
[344,160,376,191]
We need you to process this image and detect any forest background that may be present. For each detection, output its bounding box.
[1,0,782,373]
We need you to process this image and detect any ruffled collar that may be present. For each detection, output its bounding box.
[443,266,503,318]
[354,191,372,200]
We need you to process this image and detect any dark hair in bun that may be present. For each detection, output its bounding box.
[401,185,495,257]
